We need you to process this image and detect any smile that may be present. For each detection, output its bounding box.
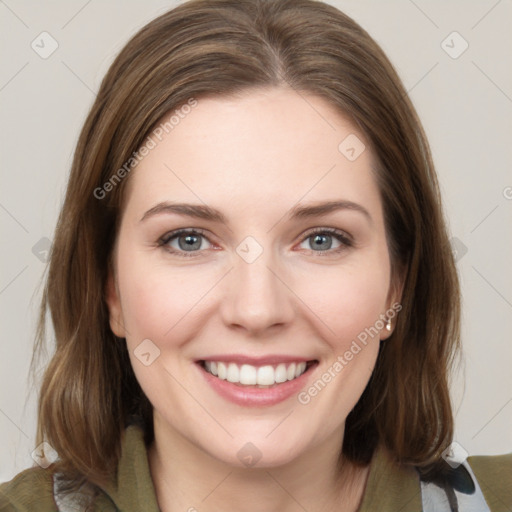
[195,354,319,406]
[201,360,312,387]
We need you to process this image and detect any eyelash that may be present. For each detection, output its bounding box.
[157,227,353,258]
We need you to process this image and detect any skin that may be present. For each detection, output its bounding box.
[106,87,402,512]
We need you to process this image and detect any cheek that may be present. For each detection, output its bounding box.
[291,264,389,423]
[116,257,212,403]
[293,258,391,347]
[116,251,216,345]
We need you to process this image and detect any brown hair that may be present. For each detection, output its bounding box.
[33,0,460,492]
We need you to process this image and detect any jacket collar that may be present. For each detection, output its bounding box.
[358,444,422,511]
[101,425,161,511]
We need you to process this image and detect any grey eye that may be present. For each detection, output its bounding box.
[161,230,213,253]
[176,233,205,251]
[299,233,342,251]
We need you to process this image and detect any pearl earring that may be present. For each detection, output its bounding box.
[385,319,392,331]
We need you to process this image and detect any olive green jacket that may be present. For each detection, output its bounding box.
[1,425,511,511]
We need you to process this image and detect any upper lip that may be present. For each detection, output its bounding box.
[196,354,317,366]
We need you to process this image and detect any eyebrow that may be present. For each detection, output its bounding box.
[140,200,372,224]
[289,200,372,223]
[140,202,227,223]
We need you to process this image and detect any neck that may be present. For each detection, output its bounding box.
[148,414,370,512]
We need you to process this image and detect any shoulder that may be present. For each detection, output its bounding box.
[0,467,56,511]
[0,424,147,512]
[1,467,116,512]
[467,452,512,511]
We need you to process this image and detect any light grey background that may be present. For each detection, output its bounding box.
[1,0,511,481]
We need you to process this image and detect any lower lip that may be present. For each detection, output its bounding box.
[196,362,317,407]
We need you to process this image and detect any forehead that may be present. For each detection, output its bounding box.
[123,87,380,219]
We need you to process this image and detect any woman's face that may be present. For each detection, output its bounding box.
[107,87,399,468]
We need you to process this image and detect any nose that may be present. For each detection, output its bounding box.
[220,246,295,335]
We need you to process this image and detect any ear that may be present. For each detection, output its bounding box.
[105,267,126,338]
[380,266,406,340]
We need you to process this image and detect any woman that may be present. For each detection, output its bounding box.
[1,0,510,511]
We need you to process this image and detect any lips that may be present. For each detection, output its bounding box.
[195,356,319,407]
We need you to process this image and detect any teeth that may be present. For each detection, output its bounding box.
[287,363,296,380]
[217,362,227,380]
[240,364,257,385]
[203,360,308,386]
[226,363,239,383]
[275,363,288,383]
[257,365,275,386]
